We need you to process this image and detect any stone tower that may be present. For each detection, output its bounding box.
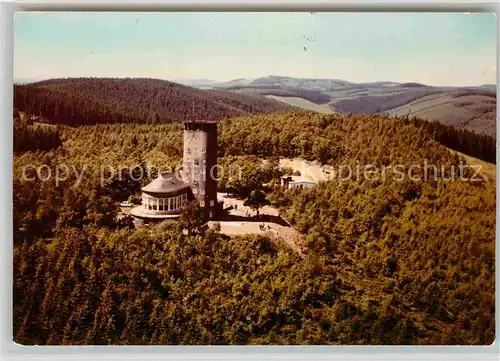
[182,120,218,220]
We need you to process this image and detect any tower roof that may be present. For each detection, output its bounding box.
[141,171,190,195]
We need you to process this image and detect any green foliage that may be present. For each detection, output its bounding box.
[406,116,496,164]
[178,201,206,236]
[217,155,282,196]
[12,109,495,345]
[14,79,495,163]
[14,78,287,126]
[14,120,62,153]
[219,110,495,164]
[243,189,270,216]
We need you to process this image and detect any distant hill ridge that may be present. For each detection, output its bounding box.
[205,75,497,137]
[18,76,494,136]
[14,77,290,126]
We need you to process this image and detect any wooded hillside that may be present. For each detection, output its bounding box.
[13,110,495,345]
[13,78,289,126]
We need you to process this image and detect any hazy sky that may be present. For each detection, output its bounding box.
[14,12,497,86]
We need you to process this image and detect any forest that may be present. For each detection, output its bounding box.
[13,109,495,345]
[332,88,443,114]
[224,86,332,104]
[13,78,288,126]
[13,120,62,153]
[407,116,496,164]
[13,78,496,165]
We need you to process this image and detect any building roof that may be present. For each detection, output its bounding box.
[141,171,190,195]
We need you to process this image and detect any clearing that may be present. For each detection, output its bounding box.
[280,154,496,184]
[209,193,305,255]
[448,148,496,183]
[279,157,335,183]
[266,95,335,114]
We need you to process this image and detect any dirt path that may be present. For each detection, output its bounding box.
[209,220,304,255]
[212,193,305,255]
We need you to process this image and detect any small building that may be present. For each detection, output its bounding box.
[281,175,316,190]
[130,171,191,223]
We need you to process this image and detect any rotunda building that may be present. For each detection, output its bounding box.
[130,171,191,222]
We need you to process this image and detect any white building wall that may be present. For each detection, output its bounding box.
[288,181,316,189]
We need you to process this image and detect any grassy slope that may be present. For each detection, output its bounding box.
[266,95,336,114]
[448,148,496,183]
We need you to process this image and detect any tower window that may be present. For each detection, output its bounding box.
[210,200,215,207]
[200,200,205,207]
[193,188,198,194]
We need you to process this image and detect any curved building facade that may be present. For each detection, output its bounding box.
[130,171,191,221]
